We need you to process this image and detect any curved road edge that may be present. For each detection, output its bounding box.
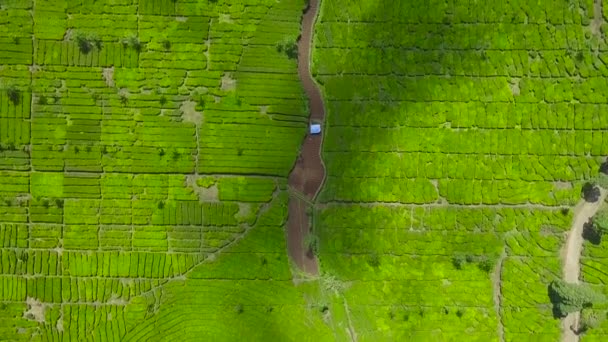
[561,189,607,342]
[286,0,327,275]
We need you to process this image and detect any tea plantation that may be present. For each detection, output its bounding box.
[313,0,608,341]
[2,0,608,341]
[0,0,339,341]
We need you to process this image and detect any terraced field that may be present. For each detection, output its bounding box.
[0,0,339,340]
[3,0,608,341]
[312,0,608,341]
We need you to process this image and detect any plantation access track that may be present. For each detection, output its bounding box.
[286,0,326,275]
[561,189,607,342]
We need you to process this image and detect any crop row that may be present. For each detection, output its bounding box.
[0,275,161,305]
[321,75,608,104]
[326,152,600,181]
[318,205,570,233]
[316,22,602,50]
[34,40,139,68]
[315,48,608,78]
[326,101,608,130]
[320,176,579,205]
[321,0,596,24]
[324,127,608,156]
[0,249,203,278]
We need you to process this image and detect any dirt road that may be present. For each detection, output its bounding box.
[561,189,606,342]
[286,0,326,275]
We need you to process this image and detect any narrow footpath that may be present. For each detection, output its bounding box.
[286,0,326,275]
[561,189,606,342]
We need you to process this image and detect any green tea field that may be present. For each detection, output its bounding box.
[0,0,339,341]
[312,0,608,341]
[1,0,608,341]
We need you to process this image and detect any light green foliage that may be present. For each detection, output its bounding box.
[580,308,606,333]
[30,172,64,198]
[0,0,321,340]
[592,208,608,235]
[196,176,216,189]
[592,173,608,189]
[217,177,276,202]
[548,280,606,317]
[313,0,605,340]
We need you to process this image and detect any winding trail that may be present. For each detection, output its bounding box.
[286,0,326,275]
[560,189,606,342]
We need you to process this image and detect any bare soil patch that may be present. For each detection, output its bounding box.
[102,67,115,87]
[221,73,237,92]
[180,100,202,124]
[23,297,45,323]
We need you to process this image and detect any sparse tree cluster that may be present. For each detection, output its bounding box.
[452,254,495,273]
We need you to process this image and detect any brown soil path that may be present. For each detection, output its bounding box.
[286,0,326,275]
[561,189,606,342]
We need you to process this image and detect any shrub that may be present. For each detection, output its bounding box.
[162,40,171,50]
[75,33,101,54]
[579,309,605,334]
[119,94,128,106]
[478,257,494,273]
[548,279,606,317]
[7,86,20,105]
[452,254,466,269]
[582,183,601,202]
[592,173,608,189]
[303,232,319,255]
[276,39,298,59]
[38,95,48,105]
[234,304,244,314]
[55,199,64,208]
[123,36,143,53]
[590,209,608,238]
[171,151,180,161]
[583,219,602,245]
[158,201,165,210]
[600,159,608,175]
[159,96,167,106]
[367,253,381,268]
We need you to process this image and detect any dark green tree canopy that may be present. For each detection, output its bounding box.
[548,280,606,318]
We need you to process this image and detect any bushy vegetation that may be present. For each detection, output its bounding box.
[276,39,298,59]
[75,33,102,54]
[548,280,606,317]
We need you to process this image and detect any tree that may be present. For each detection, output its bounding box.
[548,280,606,317]
[582,182,601,202]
